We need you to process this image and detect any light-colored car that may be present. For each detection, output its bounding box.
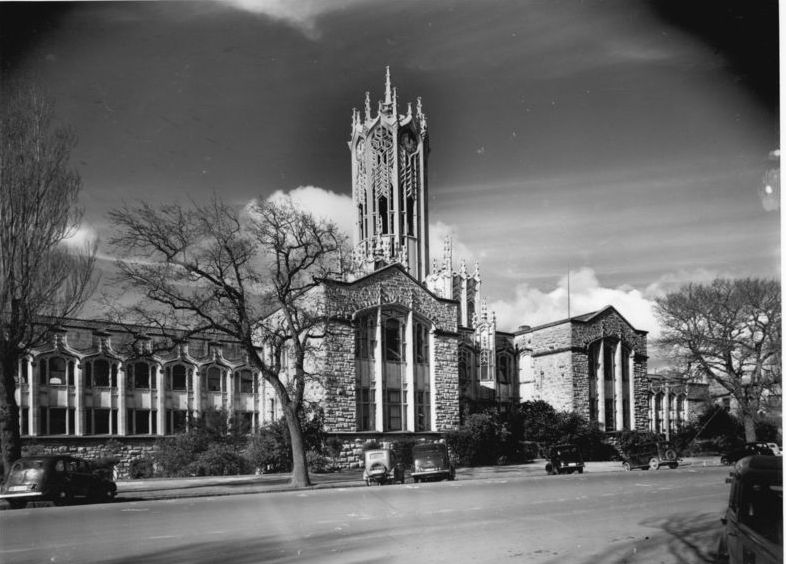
[362,449,405,486]
[717,455,782,564]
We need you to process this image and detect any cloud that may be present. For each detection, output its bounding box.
[220,0,371,40]
[428,221,479,268]
[266,185,355,238]
[489,267,660,338]
[263,187,485,271]
[62,223,99,252]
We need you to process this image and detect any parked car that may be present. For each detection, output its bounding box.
[766,443,781,456]
[720,443,775,466]
[545,443,584,475]
[717,455,782,564]
[621,442,679,471]
[411,443,455,483]
[0,455,117,509]
[362,448,405,486]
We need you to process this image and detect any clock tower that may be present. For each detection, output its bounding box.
[349,67,430,281]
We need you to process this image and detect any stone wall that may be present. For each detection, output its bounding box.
[20,436,159,480]
[321,322,357,432]
[531,351,575,411]
[432,334,460,430]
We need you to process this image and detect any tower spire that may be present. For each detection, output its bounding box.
[364,92,371,121]
[384,66,392,104]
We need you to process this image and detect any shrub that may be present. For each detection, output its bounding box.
[306,450,331,473]
[128,457,154,479]
[246,419,292,473]
[192,443,250,476]
[445,412,509,466]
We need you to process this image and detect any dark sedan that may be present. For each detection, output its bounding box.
[0,455,116,509]
[720,442,775,466]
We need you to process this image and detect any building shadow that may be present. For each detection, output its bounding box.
[550,512,723,564]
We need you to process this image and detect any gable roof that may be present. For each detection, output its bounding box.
[515,305,647,335]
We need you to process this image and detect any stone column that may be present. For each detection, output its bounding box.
[650,393,657,432]
[662,385,670,441]
[227,367,235,414]
[117,361,126,436]
[628,353,636,430]
[23,356,36,436]
[374,307,384,431]
[614,341,624,431]
[156,365,166,435]
[429,329,437,432]
[405,310,416,432]
[192,367,202,418]
[596,340,605,431]
[74,359,84,436]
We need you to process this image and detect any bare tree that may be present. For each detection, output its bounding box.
[0,82,98,472]
[108,197,345,487]
[655,278,781,442]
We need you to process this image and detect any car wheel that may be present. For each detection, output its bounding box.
[578,467,584,474]
[8,500,26,510]
[669,462,678,470]
[53,489,73,506]
[545,463,553,475]
[720,456,730,466]
[664,449,677,461]
[648,457,660,471]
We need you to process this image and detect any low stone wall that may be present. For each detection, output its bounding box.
[326,432,444,469]
[21,437,159,480]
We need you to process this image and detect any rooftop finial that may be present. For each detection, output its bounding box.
[364,92,371,121]
[385,66,392,104]
[416,96,423,116]
[392,87,398,116]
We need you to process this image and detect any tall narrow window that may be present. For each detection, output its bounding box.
[384,318,403,362]
[49,357,67,385]
[378,196,389,234]
[94,359,110,387]
[207,366,221,391]
[386,389,402,431]
[171,365,187,391]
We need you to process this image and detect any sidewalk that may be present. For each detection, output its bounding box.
[113,456,721,502]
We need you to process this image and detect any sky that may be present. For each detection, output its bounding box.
[1,0,780,368]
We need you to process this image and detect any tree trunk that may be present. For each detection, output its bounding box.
[742,412,757,443]
[283,403,311,487]
[0,351,22,477]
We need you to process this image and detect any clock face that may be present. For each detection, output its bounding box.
[401,131,417,153]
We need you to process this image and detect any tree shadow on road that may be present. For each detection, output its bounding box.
[101,527,393,564]
[557,512,723,564]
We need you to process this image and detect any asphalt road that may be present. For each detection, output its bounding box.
[0,466,729,564]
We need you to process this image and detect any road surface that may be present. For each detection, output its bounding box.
[0,466,729,563]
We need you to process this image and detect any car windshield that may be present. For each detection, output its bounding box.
[11,459,45,471]
[367,452,387,461]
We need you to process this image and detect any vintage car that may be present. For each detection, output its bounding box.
[0,455,117,509]
[362,448,405,486]
[621,442,679,471]
[411,443,455,483]
[544,443,584,475]
[717,455,782,564]
[720,442,776,466]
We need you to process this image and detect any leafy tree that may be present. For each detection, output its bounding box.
[108,197,344,487]
[655,278,780,442]
[0,82,97,473]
